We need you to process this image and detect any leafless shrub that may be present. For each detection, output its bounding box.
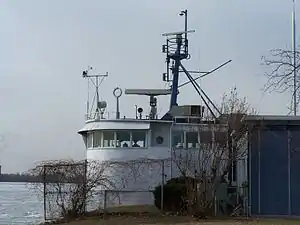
[172,87,254,216]
[27,159,119,220]
[27,158,170,221]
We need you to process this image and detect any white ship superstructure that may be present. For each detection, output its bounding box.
[78,10,247,206]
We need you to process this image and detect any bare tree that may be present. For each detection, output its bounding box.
[27,158,170,222]
[27,159,123,221]
[172,87,254,216]
[218,86,256,116]
[261,49,300,113]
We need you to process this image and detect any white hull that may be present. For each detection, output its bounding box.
[86,146,172,206]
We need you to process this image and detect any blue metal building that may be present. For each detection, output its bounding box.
[246,115,300,216]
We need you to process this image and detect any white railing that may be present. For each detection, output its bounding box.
[84,111,163,122]
[85,111,138,121]
[85,111,114,121]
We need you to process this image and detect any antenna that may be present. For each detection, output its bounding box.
[162,30,195,37]
[161,10,232,120]
[113,87,123,119]
[125,89,171,119]
[162,9,193,109]
[82,67,108,120]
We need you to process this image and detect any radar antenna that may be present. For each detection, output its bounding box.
[82,67,108,120]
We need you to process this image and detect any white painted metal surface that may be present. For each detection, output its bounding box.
[78,120,150,133]
[79,116,235,206]
[87,146,171,190]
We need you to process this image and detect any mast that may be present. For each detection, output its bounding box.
[82,67,108,120]
[162,9,194,110]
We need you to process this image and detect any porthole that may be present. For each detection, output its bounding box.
[156,136,164,144]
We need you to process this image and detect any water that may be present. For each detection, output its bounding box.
[0,182,43,225]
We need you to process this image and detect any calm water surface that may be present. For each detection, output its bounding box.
[0,182,43,225]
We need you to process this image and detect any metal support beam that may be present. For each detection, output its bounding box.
[179,62,222,117]
[178,60,232,89]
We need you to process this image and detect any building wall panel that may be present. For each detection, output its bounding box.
[290,129,300,216]
[250,129,259,215]
[247,118,300,217]
[259,129,288,215]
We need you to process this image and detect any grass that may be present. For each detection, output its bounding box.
[50,205,300,225]
[103,204,160,213]
[64,217,300,225]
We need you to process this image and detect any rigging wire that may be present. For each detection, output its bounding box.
[178,60,232,89]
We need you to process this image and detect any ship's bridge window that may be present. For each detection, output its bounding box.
[116,131,131,148]
[86,130,148,149]
[186,132,199,148]
[93,131,102,148]
[172,131,184,148]
[87,132,93,149]
[103,131,115,147]
[131,131,147,148]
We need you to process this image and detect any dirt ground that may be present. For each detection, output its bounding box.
[57,205,300,225]
[64,217,300,225]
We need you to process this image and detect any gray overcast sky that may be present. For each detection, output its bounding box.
[0,0,296,173]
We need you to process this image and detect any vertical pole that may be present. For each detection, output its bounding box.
[83,160,88,213]
[248,130,252,217]
[96,77,99,104]
[184,10,188,54]
[293,0,297,115]
[288,130,292,215]
[244,157,247,216]
[135,105,138,119]
[170,122,174,178]
[214,195,217,216]
[231,137,234,185]
[95,77,100,120]
[170,148,173,178]
[103,190,107,216]
[184,10,187,40]
[258,129,261,214]
[43,165,47,221]
[161,160,165,211]
[116,97,120,119]
[87,78,90,119]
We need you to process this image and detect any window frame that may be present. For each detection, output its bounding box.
[172,131,203,149]
[102,130,117,148]
[87,132,94,149]
[116,130,132,148]
[86,130,149,149]
[131,130,148,148]
[185,131,199,149]
[172,131,185,148]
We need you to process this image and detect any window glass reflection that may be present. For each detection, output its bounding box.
[172,131,184,148]
[93,131,102,148]
[103,131,115,147]
[131,131,147,148]
[87,132,93,149]
[186,132,198,148]
[116,131,131,148]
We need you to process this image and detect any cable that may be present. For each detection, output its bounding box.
[178,60,232,88]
